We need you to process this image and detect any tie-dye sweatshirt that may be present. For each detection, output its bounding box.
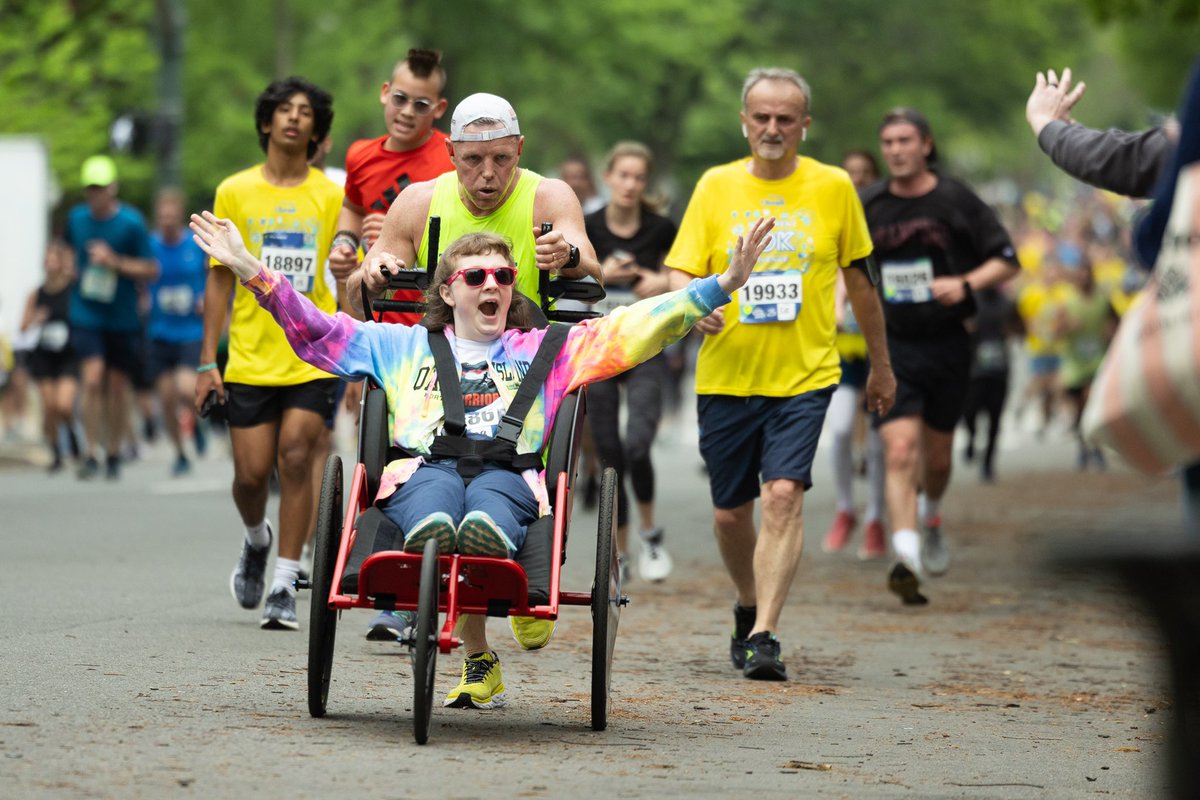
[243,267,729,513]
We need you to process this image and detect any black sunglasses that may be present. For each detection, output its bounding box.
[390,91,435,116]
[447,266,517,287]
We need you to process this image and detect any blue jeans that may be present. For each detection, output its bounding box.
[380,460,539,551]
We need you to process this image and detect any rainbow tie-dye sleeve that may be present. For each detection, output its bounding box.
[242,267,414,386]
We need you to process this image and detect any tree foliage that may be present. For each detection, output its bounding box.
[0,0,1191,216]
[0,0,157,207]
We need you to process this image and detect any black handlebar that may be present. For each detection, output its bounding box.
[364,217,606,323]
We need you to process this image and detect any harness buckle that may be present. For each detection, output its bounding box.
[495,415,523,444]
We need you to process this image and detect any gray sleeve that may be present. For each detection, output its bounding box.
[1037,120,1172,198]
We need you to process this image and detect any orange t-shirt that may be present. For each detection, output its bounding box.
[344,130,453,213]
[344,130,453,324]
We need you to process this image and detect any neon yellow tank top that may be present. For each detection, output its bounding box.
[418,169,543,301]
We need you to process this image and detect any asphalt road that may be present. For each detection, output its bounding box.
[0,414,1184,799]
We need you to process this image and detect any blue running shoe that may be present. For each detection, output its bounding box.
[366,609,416,641]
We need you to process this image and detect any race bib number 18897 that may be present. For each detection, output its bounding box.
[261,231,318,293]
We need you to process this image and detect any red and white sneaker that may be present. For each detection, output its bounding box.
[858,519,887,560]
[822,510,856,553]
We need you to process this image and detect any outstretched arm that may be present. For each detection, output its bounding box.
[189,211,388,383]
[1027,67,1171,198]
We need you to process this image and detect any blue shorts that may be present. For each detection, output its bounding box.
[697,386,835,509]
[145,338,202,384]
[70,327,141,378]
[1029,354,1061,376]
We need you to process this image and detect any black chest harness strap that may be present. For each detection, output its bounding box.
[389,324,571,481]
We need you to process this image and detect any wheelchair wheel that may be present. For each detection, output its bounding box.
[307,455,342,718]
[412,537,440,745]
[591,466,620,731]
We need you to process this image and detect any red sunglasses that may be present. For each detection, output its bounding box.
[446,266,517,287]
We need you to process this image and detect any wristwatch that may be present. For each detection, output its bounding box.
[564,244,580,270]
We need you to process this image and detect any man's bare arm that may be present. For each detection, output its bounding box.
[345,182,431,318]
[532,179,601,282]
[844,263,896,416]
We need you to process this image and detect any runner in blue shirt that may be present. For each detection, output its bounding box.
[147,189,208,475]
[66,156,158,480]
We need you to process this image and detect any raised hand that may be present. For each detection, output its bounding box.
[1026,67,1087,137]
[189,211,259,280]
[717,216,776,296]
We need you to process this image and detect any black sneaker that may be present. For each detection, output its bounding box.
[888,562,929,606]
[105,454,121,480]
[230,523,273,609]
[730,603,757,669]
[743,631,787,681]
[76,456,100,480]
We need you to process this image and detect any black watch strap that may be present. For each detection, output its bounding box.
[564,244,580,270]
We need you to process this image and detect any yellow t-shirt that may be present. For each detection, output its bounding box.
[212,166,343,385]
[666,157,873,396]
[1017,280,1073,356]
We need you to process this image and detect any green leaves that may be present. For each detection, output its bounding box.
[2,0,1193,215]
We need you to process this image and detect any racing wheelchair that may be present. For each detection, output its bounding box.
[300,220,624,744]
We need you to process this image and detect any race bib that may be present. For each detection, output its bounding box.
[261,231,318,293]
[39,321,70,352]
[465,398,506,437]
[975,340,1007,371]
[79,264,118,303]
[156,285,194,316]
[738,270,802,324]
[882,258,935,304]
[596,286,637,316]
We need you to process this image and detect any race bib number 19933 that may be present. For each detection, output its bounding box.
[738,270,802,324]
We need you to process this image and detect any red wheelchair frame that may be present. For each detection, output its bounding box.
[302,220,623,744]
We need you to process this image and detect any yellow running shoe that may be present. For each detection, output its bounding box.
[509,615,555,650]
[443,651,507,709]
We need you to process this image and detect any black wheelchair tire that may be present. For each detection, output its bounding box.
[413,537,440,744]
[591,466,620,731]
[307,455,342,718]
[359,386,387,501]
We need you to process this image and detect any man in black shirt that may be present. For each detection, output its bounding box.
[861,108,1020,604]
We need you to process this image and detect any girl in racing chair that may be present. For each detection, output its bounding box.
[189,210,774,710]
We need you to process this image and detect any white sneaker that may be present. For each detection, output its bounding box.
[637,528,673,582]
[921,517,951,577]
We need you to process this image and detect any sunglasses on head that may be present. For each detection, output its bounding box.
[446,266,517,287]
[389,91,435,115]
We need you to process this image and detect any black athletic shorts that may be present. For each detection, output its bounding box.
[28,349,78,380]
[224,379,339,429]
[873,329,971,433]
